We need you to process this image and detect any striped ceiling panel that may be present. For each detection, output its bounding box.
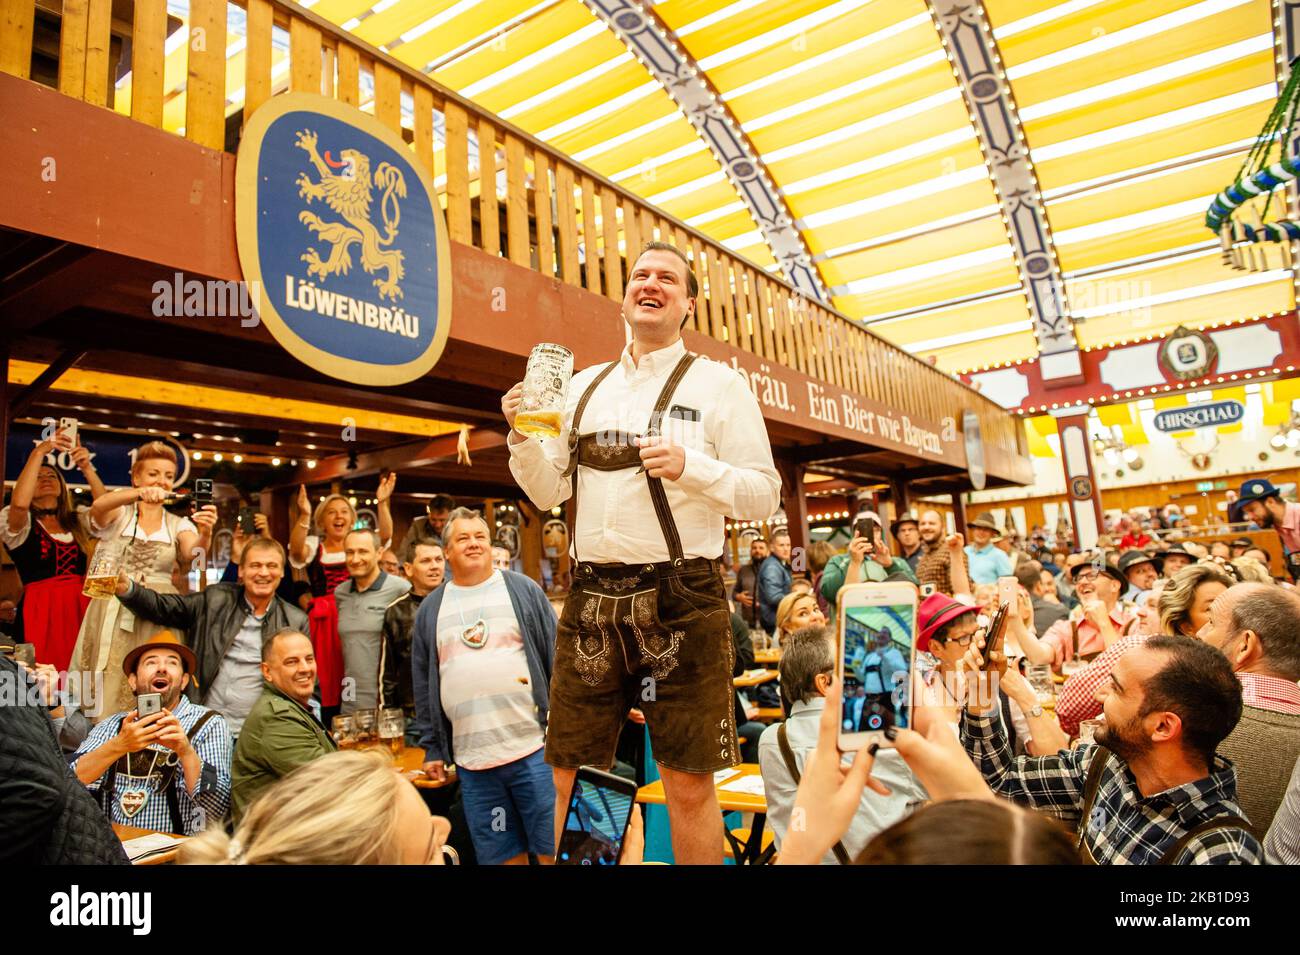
[128,0,1287,374]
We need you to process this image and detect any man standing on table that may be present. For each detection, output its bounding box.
[503,241,781,864]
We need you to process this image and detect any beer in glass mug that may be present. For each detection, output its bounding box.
[515,343,573,439]
[83,544,124,599]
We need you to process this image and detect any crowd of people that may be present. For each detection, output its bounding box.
[2,242,1299,867]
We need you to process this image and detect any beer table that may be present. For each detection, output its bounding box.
[734,668,777,688]
[394,743,458,790]
[754,648,781,667]
[635,764,774,864]
[113,824,186,865]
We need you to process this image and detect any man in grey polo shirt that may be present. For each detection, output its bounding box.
[335,529,410,714]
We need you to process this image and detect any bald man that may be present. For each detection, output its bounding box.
[1197,583,1300,833]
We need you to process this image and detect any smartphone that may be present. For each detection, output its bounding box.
[836,581,918,751]
[980,603,1009,672]
[136,692,163,717]
[556,766,637,866]
[13,643,36,667]
[58,416,79,447]
[193,479,213,509]
[997,575,1017,607]
[239,506,258,534]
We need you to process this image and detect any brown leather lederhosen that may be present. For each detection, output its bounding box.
[1074,746,1254,864]
[545,350,740,773]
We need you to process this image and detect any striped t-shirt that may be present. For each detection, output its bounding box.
[436,571,544,770]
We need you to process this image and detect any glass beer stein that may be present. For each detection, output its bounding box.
[83,544,124,599]
[515,343,573,439]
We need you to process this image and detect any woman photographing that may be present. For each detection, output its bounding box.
[2,427,105,670]
[69,441,215,720]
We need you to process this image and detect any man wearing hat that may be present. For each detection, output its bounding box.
[964,512,1013,585]
[890,515,923,573]
[1117,549,1161,603]
[70,632,231,835]
[1036,556,1135,670]
[1233,479,1300,579]
[1161,543,1195,578]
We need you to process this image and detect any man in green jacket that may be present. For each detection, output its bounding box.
[230,629,336,823]
[820,513,918,620]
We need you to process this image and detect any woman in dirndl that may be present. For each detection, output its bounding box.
[288,476,395,727]
[2,428,106,670]
[68,441,215,721]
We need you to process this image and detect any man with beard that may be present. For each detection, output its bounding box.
[71,633,231,835]
[961,634,1261,863]
[914,509,971,597]
[731,537,768,630]
[1232,479,1300,579]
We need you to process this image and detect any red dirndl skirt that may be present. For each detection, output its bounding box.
[20,574,91,672]
[308,593,344,708]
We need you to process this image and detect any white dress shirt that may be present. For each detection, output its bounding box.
[509,338,780,563]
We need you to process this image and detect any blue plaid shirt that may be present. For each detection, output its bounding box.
[961,710,1262,864]
[72,696,231,835]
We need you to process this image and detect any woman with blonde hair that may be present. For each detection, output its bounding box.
[69,441,215,719]
[183,750,452,865]
[1156,564,1234,637]
[775,590,827,649]
[288,477,395,726]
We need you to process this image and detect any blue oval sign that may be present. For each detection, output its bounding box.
[236,93,451,385]
[1153,400,1244,433]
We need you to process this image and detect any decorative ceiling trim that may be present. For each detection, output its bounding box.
[1270,0,1300,304]
[578,0,828,301]
[927,0,1081,378]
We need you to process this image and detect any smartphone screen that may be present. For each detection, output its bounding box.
[137,692,163,718]
[997,575,1017,607]
[839,587,916,747]
[556,768,636,866]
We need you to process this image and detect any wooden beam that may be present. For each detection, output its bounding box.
[284,429,508,484]
[9,348,85,418]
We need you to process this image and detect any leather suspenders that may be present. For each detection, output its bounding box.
[563,352,698,565]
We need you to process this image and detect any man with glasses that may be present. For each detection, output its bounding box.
[1036,557,1135,672]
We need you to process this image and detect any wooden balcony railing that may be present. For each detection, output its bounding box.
[0,0,1027,468]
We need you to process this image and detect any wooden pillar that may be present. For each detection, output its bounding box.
[0,341,9,494]
[776,458,808,567]
[1052,409,1104,550]
[950,491,968,538]
[483,498,496,535]
[519,501,543,587]
[260,486,293,551]
[889,477,911,520]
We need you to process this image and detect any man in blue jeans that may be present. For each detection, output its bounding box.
[411,507,557,864]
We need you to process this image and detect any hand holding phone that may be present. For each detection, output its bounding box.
[556,766,637,865]
[836,581,917,751]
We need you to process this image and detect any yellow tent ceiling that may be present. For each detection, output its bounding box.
[122,0,1289,374]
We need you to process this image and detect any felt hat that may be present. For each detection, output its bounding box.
[967,512,999,532]
[1230,479,1281,521]
[122,630,196,676]
[917,593,978,653]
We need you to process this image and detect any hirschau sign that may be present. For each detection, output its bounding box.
[1153,400,1244,433]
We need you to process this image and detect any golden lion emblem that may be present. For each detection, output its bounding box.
[294,129,406,302]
